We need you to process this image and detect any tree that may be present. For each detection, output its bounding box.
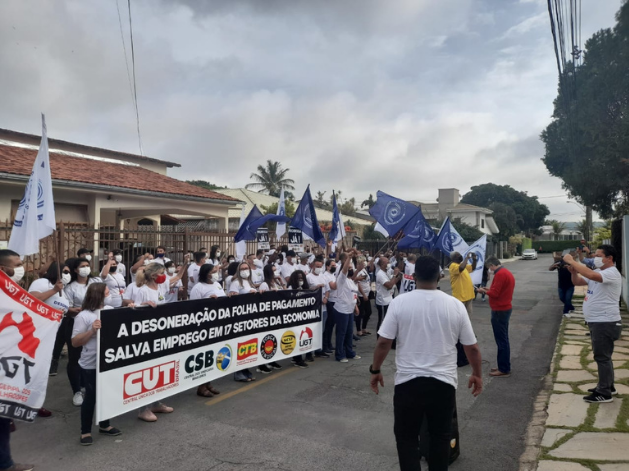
[186,180,227,190]
[362,223,386,240]
[575,219,588,237]
[551,221,566,240]
[260,201,296,218]
[541,2,629,218]
[451,218,484,242]
[361,194,376,209]
[339,197,357,217]
[245,160,295,197]
[593,220,613,246]
[461,183,550,238]
[314,191,330,209]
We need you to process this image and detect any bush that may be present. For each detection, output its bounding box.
[503,252,512,259]
[535,241,581,253]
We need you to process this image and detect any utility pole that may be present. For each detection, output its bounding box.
[585,206,593,242]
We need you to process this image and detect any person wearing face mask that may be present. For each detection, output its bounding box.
[306,260,331,359]
[477,258,515,378]
[152,246,171,266]
[281,250,297,282]
[208,246,228,283]
[376,257,402,334]
[77,248,93,264]
[62,258,102,406]
[253,265,285,373]
[229,263,258,382]
[322,259,338,355]
[111,249,126,278]
[563,245,622,403]
[130,253,153,285]
[296,253,311,274]
[354,257,372,337]
[70,283,122,446]
[0,249,34,471]
[163,260,185,303]
[100,254,129,308]
[334,249,362,363]
[130,264,175,421]
[189,264,226,300]
[49,259,76,377]
[287,271,313,367]
[254,249,266,270]
[187,252,207,296]
[223,261,239,292]
[246,254,264,288]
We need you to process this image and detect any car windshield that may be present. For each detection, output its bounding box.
[523,249,535,254]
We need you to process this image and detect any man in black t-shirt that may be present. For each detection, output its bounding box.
[550,254,575,318]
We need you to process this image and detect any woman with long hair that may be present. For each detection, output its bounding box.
[286,270,312,368]
[229,262,257,382]
[129,263,175,421]
[100,253,130,308]
[71,283,122,446]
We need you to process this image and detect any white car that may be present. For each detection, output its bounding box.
[522,249,538,260]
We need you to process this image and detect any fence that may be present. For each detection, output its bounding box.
[0,221,355,287]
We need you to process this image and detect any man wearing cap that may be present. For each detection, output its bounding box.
[296,253,311,274]
[77,248,93,263]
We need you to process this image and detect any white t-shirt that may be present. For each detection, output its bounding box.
[296,263,311,274]
[355,268,370,298]
[152,256,171,266]
[117,263,127,278]
[123,282,139,302]
[250,268,264,285]
[323,271,338,302]
[253,259,264,270]
[229,279,256,295]
[187,264,203,294]
[102,273,126,307]
[73,306,113,369]
[307,272,328,293]
[64,278,101,308]
[133,284,168,306]
[378,289,477,388]
[583,266,622,323]
[335,272,359,314]
[29,279,70,315]
[376,270,394,306]
[281,263,296,280]
[165,274,183,303]
[259,281,281,293]
[190,282,226,300]
[404,263,416,276]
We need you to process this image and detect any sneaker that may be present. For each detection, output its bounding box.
[563,313,572,318]
[256,365,272,374]
[351,355,362,360]
[151,403,174,414]
[305,353,314,362]
[315,352,330,358]
[5,465,35,471]
[138,409,158,422]
[49,359,59,376]
[290,358,298,364]
[294,361,309,369]
[37,407,52,418]
[353,335,361,341]
[588,386,618,395]
[98,427,122,436]
[323,350,334,355]
[339,358,349,363]
[482,297,486,302]
[269,362,282,370]
[583,393,613,403]
[73,391,84,407]
[79,436,93,446]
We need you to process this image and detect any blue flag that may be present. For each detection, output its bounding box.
[292,185,325,247]
[329,191,340,243]
[397,208,436,250]
[434,217,469,256]
[369,190,420,237]
[234,205,290,242]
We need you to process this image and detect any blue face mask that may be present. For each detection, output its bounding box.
[157,253,165,258]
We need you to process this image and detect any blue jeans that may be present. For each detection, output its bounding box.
[491,309,512,374]
[323,302,337,351]
[335,311,356,361]
[0,418,12,469]
[558,287,575,314]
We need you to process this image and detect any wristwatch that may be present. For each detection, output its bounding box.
[369,365,381,375]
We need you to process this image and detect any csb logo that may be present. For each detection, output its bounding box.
[281,330,296,355]
[299,327,313,351]
[216,346,232,372]
[260,334,277,360]
[237,338,258,362]
[123,361,178,399]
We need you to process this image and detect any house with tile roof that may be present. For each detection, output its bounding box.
[0,128,241,231]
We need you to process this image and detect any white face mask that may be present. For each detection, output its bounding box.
[62,273,71,285]
[211,272,220,282]
[115,255,122,263]
[386,263,391,270]
[167,267,176,274]
[298,280,304,288]
[84,254,92,262]
[314,267,322,275]
[240,270,250,279]
[216,252,221,258]
[144,259,150,266]
[594,257,604,268]
[10,266,25,283]
[78,267,91,278]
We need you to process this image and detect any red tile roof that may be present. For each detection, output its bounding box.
[0,143,238,203]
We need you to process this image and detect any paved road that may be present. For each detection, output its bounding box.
[12,255,562,471]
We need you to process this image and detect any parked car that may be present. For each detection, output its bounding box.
[521,249,538,260]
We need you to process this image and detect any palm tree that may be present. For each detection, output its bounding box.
[361,194,376,209]
[245,160,296,197]
[551,221,566,241]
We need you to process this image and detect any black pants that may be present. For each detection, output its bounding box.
[394,377,456,471]
[376,304,389,334]
[590,321,623,397]
[323,301,336,351]
[80,368,109,434]
[0,418,12,469]
[357,297,373,331]
[54,317,83,394]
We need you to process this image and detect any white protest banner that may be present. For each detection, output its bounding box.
[96,289,322,422]
[257,228,270,250]
[463,235,487,285]
[0,270,62,421]
[288,227,304,253]
[400,274,415,294]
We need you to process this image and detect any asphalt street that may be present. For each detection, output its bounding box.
[11,255,562,471]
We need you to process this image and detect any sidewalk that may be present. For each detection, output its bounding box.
[521,296,629,471]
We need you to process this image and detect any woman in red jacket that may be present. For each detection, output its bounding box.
[478,257,515,377]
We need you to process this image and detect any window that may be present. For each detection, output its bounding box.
[481,219,485,229]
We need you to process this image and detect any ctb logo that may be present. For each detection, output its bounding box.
[237,338,258,361]
[123,361,177,399]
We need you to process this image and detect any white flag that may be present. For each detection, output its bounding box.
[374,222,389,237]
[276,188,286,239]
[463,235,487,285]
[9,114,56,256]
[235,205,247,261]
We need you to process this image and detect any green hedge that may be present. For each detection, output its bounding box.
[522,237,532,250]
[534,240,581,253]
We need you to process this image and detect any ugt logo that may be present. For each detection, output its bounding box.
[299,327,313,351]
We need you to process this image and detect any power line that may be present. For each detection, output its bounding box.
[115,0,135,108]
[127,0,143,155]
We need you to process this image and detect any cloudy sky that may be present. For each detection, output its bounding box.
[0,0,621,221]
